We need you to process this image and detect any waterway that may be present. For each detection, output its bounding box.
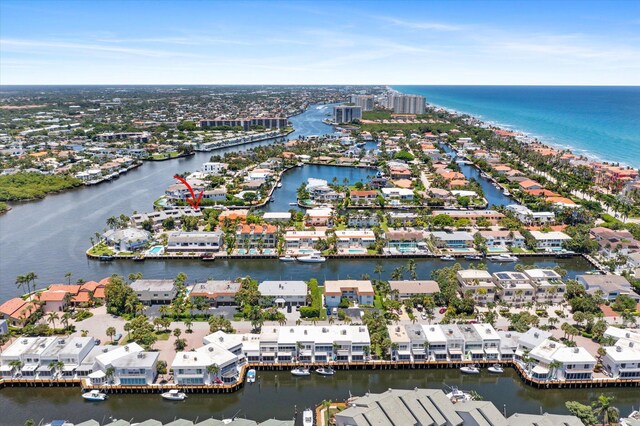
[1,369,637,425]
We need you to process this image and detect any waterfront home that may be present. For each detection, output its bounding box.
[0,319,7,335]
[515,328,552,359]
[387,211,418,227]
[576,274,639,301]
[497,330,521,361]
[165,181,206,201]
[473,324,501,361]
[527,339,566,380]
[263,212,292,223]
[518,179,543,191]
[172,342,239,385]
[131,208,202,231]
[405,324,427,361]
[492,271,535,306]
[349,190,378,205]
[103,227,152,252]
[381,187,414,202]
[203,331,249,366]
[0,297,38,326]
[39,336,95,378]
[384,229,426,253]
[431,209,505,225]
[202,161,228,175]
[274,325,370,363]
[219,209,249,224]
[94,344,146,382]
[423,325,448,361]
[388,280,440,301]
[458,324,486,361]
[388,325,412,361]
[202,188,228,201]
[456,269,496,304]
[36,284,80,312]
[258,281,308,307]
[0,336,57,378]
[111,351,159,385]
[335,229,375,252]
[324,280,374,307]
[479,230,525,250]
[441,325,465,361]
[306,178,342,203]
[347,211,380,228]
[284,230,327,252]
[528,231,571,251]
[589,226,640,259]
[427,231,474,251]
[304,207,334,227]
[523,269,566,304]
[130,279,177,305]
[551,347,596,381]
[167,231,224,253]
[603,340,640,379]
[236,224,277,250]
[189,280,240,307]
[506,204,555,225]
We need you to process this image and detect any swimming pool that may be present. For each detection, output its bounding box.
[147,245,164,255]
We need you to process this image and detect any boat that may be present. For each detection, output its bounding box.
[98,255,114,261]
[161,389,188,401]
[303,408,314,426]
[289,202,298,206]
[487,363,504,374]
[270,198,275,203]
[44,421,74,426]
[82,390,107,401]
[279,255,296,262]
[440,255,455,261]
[277,182,283,188]
[291,367,311,376]
[133,254,145,262]
[488,254,519,262]
[464,255,483,260]
[460,364,480,374]
[502,189,511,196]
[445,386,473,402]
[246,369,256,383]
[315,367,335,376]
[555,250,576,258]
[297,253,326,263]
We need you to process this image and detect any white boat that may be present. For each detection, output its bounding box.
[291,367,311,376]
[246,368,256,383]
[464,255,483,260]
[315,367,335,376]
[279,256,296,262]
[277,182,283,188]
[303,408,314,426]
[460,364,480,374]
[488,254,519,262]
[440,255,455,261]
[488,363,504,374]
[445,386,473,402]
[162,389,188,401]
[82,390,107,401]
[297,253,326,263]
[289,202,298,206]
[502,189,510,196]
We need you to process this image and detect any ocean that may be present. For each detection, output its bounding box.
[392,86,640,168]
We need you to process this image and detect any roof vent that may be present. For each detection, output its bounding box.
[396,326,400,332]
[209,347,214,352]
[76,343,82,348]
[534,332,539,338]
[342,330,347,335]
[304,330,308,335]
[573,347,579,353]
[616,346,622,352]
[550,343,556,348]
[194,357,198,361]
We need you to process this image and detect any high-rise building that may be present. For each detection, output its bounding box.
[349,95,375,111]
[333,105,362,123]
[387,94,426,114]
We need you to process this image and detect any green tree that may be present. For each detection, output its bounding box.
[592,395,619,426]
[565,401,597,425]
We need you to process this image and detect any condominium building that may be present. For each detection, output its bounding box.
[523,269,566,304]
[324,280,375,307]
[456,269,496,304]
[199,117,288,131]
[333,105,362,123]
[387,94,426,114]
[166,231,224,253]
[492,271,535,306]
[350,95,375,111]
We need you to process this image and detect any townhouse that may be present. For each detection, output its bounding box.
[381,187,414,203]
[423,325,448,361]
[385,229,426,253]
[284,230,327,252]
[388,325,412,361]
[236,224,277,249]
[602,327,640,379]
[479,230,525,250]
[258,281,308,307]
[388,280,440,301]
[528,231,572,251]
[334,229,376,252]
[130,279,177,305]
[590,226,640,259]
[473,324,501,361]
[166,231,224,253]
[441,325,465,361]
[523,269,566,304]
[492,271,535,306]
[274,325,371,363]
[456,269,496,304]
[324,280,375,307]
[347,211,379,228]
[172,342,239,385]
[189,280,240,307]
[505,205,555,226]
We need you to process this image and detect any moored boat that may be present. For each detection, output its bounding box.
[277,182,283,188]
[445,386,473,402]
[464,255,483,260]
[488,363,504,374]
[315,366,335,376]
[297,253,326,263]
[161,389,188,401]
[488,254,519,262]
[460,364,480,374]
[291,367,311,376]
[246,368,256,383]
[440,255,455,261]
[82,390,107,401]
[303,408,314,426]
[279,255,296,262]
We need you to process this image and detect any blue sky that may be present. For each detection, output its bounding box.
[1,0,639,85]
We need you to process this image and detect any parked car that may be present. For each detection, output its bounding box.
[439,307,446,314]
[114,333,123,342]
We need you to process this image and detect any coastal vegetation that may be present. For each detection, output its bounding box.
[0,172,82,201]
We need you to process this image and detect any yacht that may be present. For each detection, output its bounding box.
[488,254,519,262]
[440,255,455,261]
[460,364,480,374]
[277,182,283,188]
[445,386,473,402]
[82,390,107,401]
[289,202,298,206]
[161,389,188,401]
[315,366,335,376]
[487,364,504,374]
[303,409,314,426]
[502,189,511,196]
[464,255,483,260]
[291,367,311,376]
[279,255,296,262]
[246,369,256,383]
[297,253,326,263]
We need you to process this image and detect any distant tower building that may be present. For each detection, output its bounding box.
[333,105,362,123]
[349,95,375,111]
[388,94,426,114]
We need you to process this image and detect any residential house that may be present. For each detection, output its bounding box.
[492,272,535,306]
[576,275,639,301]
[456,269,496,304]
[189,280,240,307]
[167,231,224,253]
[347,211,379,228]
[506,204,555,225]
[427,231,474,251]
[388,281,440,301]
[236,224,277,250]
[528,231,571,251]
[130,279,177,305]
[324,280,374,307]
[258,281,308,307]
[304,207,334,227]
[284,230,327,252]
[523,269,566,304]
[479,230,525,250]
[335,229,375,252]
[431,210,505,225]
[0,298,38,326]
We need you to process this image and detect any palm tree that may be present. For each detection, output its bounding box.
[105,366,115,383]
[184,318,193,333]
[47,312,59,329]
[592,395,619,426]
[548,360,562,380]
[15,275,27,296]
[106,326,116,342]
[24,272,38,295]
[65,272,72,285]
[8,360,23,376]
[207,364,220,383]
[61,312,71,331]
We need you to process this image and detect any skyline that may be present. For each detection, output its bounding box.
[1,0,640,85]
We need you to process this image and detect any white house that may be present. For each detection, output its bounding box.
[258,281,308,307]
[324,280,375,307]
[528,231,571,251]
[202,162,228,175]
[130,279,177,305]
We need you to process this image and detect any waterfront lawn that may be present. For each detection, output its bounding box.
[362,110,393,121]
[150,151,180,160]
[0,201,8,213]
[0,172,82,201]
[88,242,115,256]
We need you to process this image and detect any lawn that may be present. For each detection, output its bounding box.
[151,151,180,160]
[88,242,115,256]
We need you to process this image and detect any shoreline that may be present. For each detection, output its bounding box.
[391,86,640,170]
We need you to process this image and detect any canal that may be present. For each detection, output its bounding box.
[0,369,637,425]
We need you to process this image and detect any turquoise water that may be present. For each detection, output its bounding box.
[393,86,640,168]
